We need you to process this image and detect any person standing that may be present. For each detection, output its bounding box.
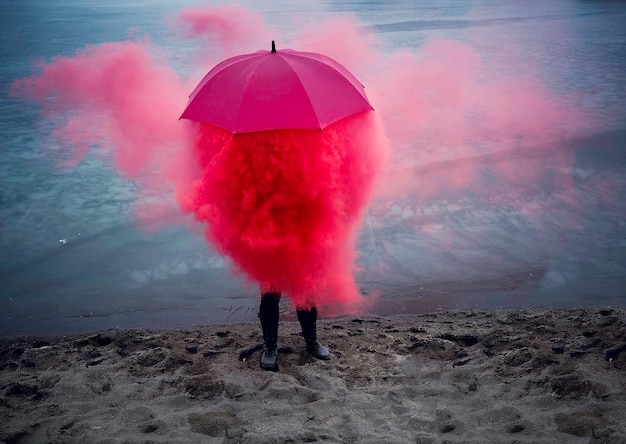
[258,290,330,371]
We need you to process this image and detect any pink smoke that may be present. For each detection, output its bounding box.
[176,4,273,57]
[12,4,596,313]
[12,40,195,228]
[287,15,593,211]
[14,41,187,173]
[366,37,590,201]
[290,15,379,76]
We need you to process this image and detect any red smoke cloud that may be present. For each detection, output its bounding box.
[13,5,594,313]
[180,113,387,311]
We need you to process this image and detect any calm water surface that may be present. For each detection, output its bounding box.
[1,0,625,335]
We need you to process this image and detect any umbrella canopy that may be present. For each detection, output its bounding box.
[180,41,373,134]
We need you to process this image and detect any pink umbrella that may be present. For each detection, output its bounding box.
[180,41,373,134]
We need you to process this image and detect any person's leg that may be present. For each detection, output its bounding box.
[259,291,281,371]
[296,306,330,360]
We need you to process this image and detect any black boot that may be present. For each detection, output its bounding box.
[259,293,280,371]
[297,307,330,360]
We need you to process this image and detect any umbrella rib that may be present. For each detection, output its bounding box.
[275,53,324,131]
[231,55,268,134]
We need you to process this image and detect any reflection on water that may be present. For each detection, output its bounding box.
[1,0,625,335]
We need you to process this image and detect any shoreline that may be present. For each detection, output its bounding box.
[1,307,625,443]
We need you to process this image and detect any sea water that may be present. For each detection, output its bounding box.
[1,0,625,335]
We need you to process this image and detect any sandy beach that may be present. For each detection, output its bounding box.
[1,307,625,443]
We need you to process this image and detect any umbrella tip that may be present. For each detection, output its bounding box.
[271,40,276,53]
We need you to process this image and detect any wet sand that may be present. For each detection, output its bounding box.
[1,307,625,443]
